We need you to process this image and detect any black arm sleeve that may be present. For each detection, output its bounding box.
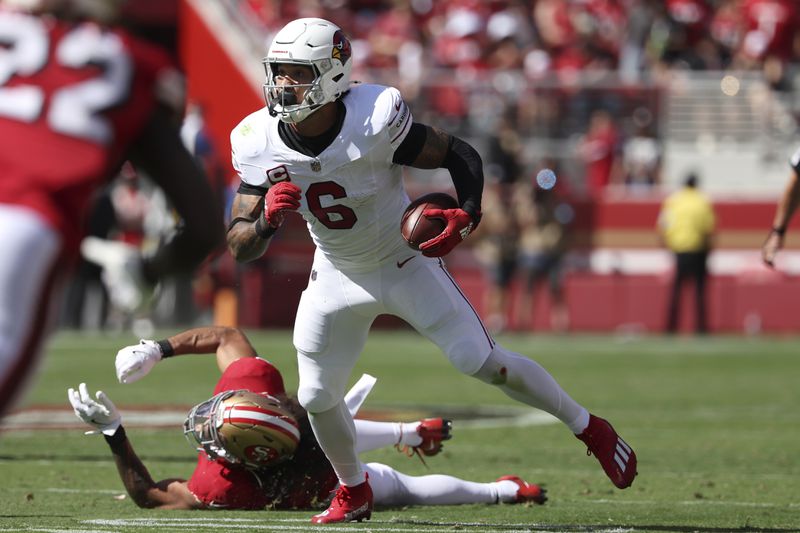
[442,136,483,224]
[392,123,427,165]
[393,125,483,225]
[238,182,268,196]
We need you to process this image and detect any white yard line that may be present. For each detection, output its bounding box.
[85,518,571,532]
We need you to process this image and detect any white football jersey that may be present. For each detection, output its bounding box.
[231,84,414,272]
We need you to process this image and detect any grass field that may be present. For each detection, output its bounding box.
[0,329,798,532]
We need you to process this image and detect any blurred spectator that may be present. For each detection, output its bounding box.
[735,0,799,68]
[709,0,742,67]
[474,180,519,334]
[513,174,573,333]
[666,0,712,49]
[620,0,665,83]
[110,168,150,247]
[473,111,524,333]
[621,109,662,192]
[657,173,716,334]
[578,109,622,198]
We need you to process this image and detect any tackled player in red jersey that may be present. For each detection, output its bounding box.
[0,0,223,414]
[68,326,547,510]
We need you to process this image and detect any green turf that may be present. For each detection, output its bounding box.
[0,329,798,532]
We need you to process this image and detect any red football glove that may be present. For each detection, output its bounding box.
[419,208,477,258]
[264,182,302,228]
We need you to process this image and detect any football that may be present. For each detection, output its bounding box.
[400,192,458,250]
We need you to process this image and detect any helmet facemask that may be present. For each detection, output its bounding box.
[183,390,232,463]
[263,61,329,124]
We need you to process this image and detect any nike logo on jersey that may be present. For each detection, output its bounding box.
[396,256,414,268]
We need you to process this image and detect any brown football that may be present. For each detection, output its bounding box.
[401,192,459,250]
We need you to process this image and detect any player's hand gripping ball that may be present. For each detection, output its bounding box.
[400,192,459,251]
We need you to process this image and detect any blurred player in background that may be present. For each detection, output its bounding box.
[0,0,224,416]
[68,326,546,510]
[226,18,636,523]
[762,145,800,267]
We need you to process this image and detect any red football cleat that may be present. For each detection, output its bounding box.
[397,418,452,461]
[497,475,547,504]
[576,414,637,489]
[311,479,373,524]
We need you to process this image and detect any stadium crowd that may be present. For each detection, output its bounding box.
[238,0,799,78]
[229,0,798,197]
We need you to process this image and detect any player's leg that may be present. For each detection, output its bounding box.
[666,252,688,333]
[294,274,377,483]
[693,251,709,334]
[0,205,62,415]
[364,462,545,506]
[387,256,588,429]
[354,418,451,456]
[294,254,380,522]
[354,420,419,453]
[387,256,636,489]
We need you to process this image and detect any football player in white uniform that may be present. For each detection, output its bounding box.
[763,145,800,267]
[226,18,637,523]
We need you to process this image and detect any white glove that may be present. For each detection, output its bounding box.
[67,383,121,436]
[115,339,163,384]
[80,236,154,313]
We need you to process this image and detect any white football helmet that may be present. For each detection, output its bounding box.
[183,390,300,469]
[263,18,353,123]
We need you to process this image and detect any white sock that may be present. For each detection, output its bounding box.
[495,479,522,503]
[365,462,503,505]
[476,345,590,434]
[308,401,365,487]
[354,420,422,453]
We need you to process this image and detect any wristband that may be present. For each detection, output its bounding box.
[156,339,174,358]
[772,226,787,237]
[103,425,127,450]
[255,216,279,239]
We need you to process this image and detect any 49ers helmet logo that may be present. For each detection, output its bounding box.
[331,30,351,65]
[245,445,281,465]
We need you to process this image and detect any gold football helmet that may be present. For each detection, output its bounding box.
[184,390,300,469]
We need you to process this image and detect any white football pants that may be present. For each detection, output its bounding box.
[352,419,520,505]
[365,461,518,506]
[296,248,587,486]
[0,204,62,415]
